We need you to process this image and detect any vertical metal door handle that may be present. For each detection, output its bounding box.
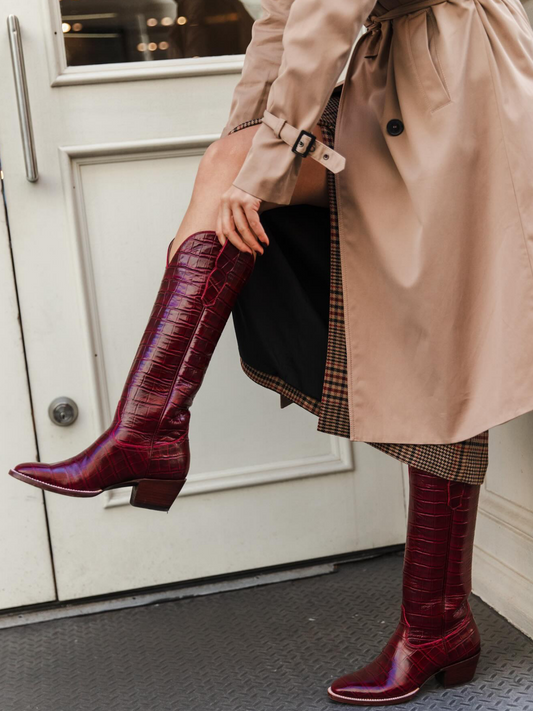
[7,15,38,182]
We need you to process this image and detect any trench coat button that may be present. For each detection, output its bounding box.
[387,119,404,136]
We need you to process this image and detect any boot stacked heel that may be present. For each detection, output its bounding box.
[435,648,481,687]
[129,478,186,512]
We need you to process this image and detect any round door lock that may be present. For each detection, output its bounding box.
[48,397,79,427]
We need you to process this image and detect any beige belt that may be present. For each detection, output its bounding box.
[363,0,449,57]
[261,109,346,174]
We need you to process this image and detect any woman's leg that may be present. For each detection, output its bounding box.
[167,122,329,263]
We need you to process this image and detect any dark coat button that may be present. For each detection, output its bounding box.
[387,119,404,136]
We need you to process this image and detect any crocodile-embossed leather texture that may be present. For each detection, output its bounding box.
[328,466,481,705]
[9,231,254,504]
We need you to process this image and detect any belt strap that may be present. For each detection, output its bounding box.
[363,0,448,58]
[261,110,346,173]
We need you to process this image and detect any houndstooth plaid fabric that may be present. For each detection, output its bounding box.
[228,89,489,486]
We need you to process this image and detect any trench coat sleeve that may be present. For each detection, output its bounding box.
[219,0,294,139]
[231,0,376,205]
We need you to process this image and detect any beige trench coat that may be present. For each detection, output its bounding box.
[220,0,533,445]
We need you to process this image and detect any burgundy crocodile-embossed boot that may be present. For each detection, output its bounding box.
[328,465,482,705]
[9,231,255,512]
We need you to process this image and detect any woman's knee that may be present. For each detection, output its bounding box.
[200,126,258,175]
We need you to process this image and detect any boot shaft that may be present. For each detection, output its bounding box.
[443,478,480,628]
[114,231,254,447]
[402,466,481,643]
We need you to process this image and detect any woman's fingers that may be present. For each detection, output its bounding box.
[238,191,269,245]
[232,204,264,255]
[243,203,269,247]
[219,196,253,254]
[216,186,270,256]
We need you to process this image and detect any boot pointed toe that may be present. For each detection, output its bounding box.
[328,657,420,705]
[9,461,101,497]
[10,461,54,484]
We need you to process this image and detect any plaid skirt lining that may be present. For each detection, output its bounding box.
[228,92,489,486]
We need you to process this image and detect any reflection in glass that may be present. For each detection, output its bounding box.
[59,0,259,67]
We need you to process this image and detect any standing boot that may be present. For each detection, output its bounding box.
[9,231,255,512]
[328,465,482,705]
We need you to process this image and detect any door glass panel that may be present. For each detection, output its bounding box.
[59,0,260,66]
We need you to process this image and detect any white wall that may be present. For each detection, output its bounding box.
[473,418,533,639]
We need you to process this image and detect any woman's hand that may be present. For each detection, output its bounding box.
[216,185,270,255]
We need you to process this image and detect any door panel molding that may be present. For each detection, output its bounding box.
[52,59,245,88]
[104,437,354,507]
[60,135,217,161]
[57,136,217,436]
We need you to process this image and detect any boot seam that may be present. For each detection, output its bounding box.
[150,237,253,457]
[441,482,454,653]
[149,233,221,458]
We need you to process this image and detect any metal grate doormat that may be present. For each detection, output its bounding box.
[0,552,531,711]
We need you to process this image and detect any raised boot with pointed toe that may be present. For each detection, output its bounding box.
[9,231,255,512]
[328,465,482,705]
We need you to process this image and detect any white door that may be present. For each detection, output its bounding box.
[0,0,407,603]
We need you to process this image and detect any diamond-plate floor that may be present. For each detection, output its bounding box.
[0,551,532,711]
